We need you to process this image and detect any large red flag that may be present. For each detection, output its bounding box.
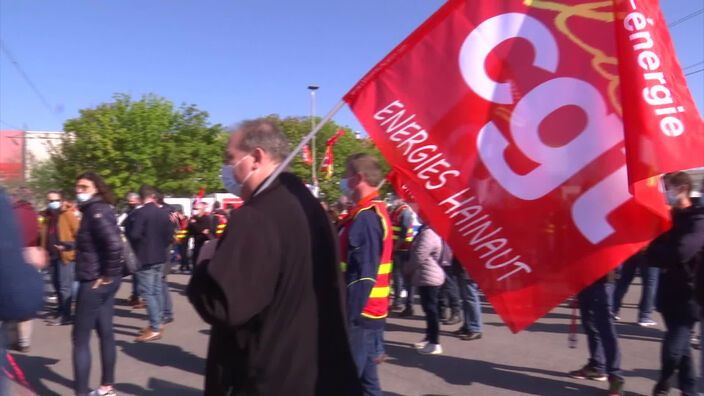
[343,0,695,332]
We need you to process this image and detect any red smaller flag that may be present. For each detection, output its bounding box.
[326,129,345,146]
[302,144,313,165]
[320,145,334,180]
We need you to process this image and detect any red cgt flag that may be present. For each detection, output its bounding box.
[343,0,693,332]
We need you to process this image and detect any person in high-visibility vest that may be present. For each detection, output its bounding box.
[210,201,228,239]
[338,153,393,396]
[389,197,415,316]
[173,210,190,273]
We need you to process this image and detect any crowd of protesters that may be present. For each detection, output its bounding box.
[0,120,703,396]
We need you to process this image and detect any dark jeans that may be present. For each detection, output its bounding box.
[348,325,382,396]
[130,273,140,299]
[51,259,76,320]
[613,252,659,321]
[457,266,483,333]
[578,281,622,377]
[658,313,697,395]
[439,267,460,316]
[178,242,189,271]
[392,251,414,309]
[191,241,205,269]
[72,278,121,395]
[135,264,164,332]
[162,260,173,320]
[419,286,441,344]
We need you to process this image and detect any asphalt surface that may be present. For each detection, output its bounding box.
[5,273,703,396]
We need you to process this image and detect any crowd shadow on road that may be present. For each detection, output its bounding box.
[115,340,205,376]
[8,354,72,396]
[116,377,201,395]
[382,341,638,395]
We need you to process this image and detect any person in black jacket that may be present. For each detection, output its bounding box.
[647,172,704,396]
[187,120,361,396]
[72,172,123,396]
[187,200,212,270]
[126,185,174,342]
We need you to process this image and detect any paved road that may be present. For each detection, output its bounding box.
[5,274,702,395]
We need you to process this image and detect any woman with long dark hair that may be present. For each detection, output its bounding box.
[72,172,123,396]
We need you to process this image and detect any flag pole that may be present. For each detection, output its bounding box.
[260,100,346,193]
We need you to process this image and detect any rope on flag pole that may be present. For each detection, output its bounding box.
[260,100,346,193]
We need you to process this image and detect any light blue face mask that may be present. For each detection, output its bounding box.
[220,154,254,196]
[76,193,92,203]
[48,201,61,210]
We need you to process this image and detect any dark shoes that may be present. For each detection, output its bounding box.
[399,307,414,317]
[163,316,174,324]
[443,314,462,326]
[608,375,624,396]
[459,332,482,341]
[568,364,607,381]
[47,317,73,326]
[652,381,669,396]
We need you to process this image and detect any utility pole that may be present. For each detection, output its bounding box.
[308,85,319,187]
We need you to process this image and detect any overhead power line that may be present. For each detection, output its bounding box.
[0,40,57,117]
[685,68,704,76]
[683,61,704,71]
[668,8,704,28]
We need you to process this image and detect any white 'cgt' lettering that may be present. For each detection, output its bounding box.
[461,12,632,245]
[459,12,559,104]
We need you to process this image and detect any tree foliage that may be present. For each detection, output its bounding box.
[29,94,391,204]
[38,94,226,200]
[260,114,390,202]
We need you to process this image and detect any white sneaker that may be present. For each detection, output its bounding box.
[89,388,116,396]
[413,339,428,350]
[418,343,443,355]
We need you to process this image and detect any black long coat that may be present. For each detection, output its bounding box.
[187,173,362,396]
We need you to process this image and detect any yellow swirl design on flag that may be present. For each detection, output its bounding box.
[525,0,622,115]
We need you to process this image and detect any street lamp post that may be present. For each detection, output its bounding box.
[308,85,319,187]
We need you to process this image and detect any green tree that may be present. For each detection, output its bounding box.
[260,114,389,202]
[44,93,226,200]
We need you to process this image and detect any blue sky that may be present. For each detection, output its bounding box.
[1,0,702,134]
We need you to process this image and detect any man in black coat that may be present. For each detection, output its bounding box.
[187,120,361,396]
[647,172,704,396]
[126,184,174,342]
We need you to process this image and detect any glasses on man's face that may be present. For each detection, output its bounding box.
[48,199,61,203]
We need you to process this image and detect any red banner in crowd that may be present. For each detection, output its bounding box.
[302,144,313,165]
[343,0,699,332]
[320,130,346,179]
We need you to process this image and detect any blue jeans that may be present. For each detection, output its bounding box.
[439,267,460,316]
[613,252,659,321]
[73,278,121,395]
[162,261,173,320]
[135,264,164,332]
[457,269,483,333]
[658,314,697,395]
[348,325,382,396]
[578,281,622,377]
[392,251,414,309]
[51,259,76,320]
